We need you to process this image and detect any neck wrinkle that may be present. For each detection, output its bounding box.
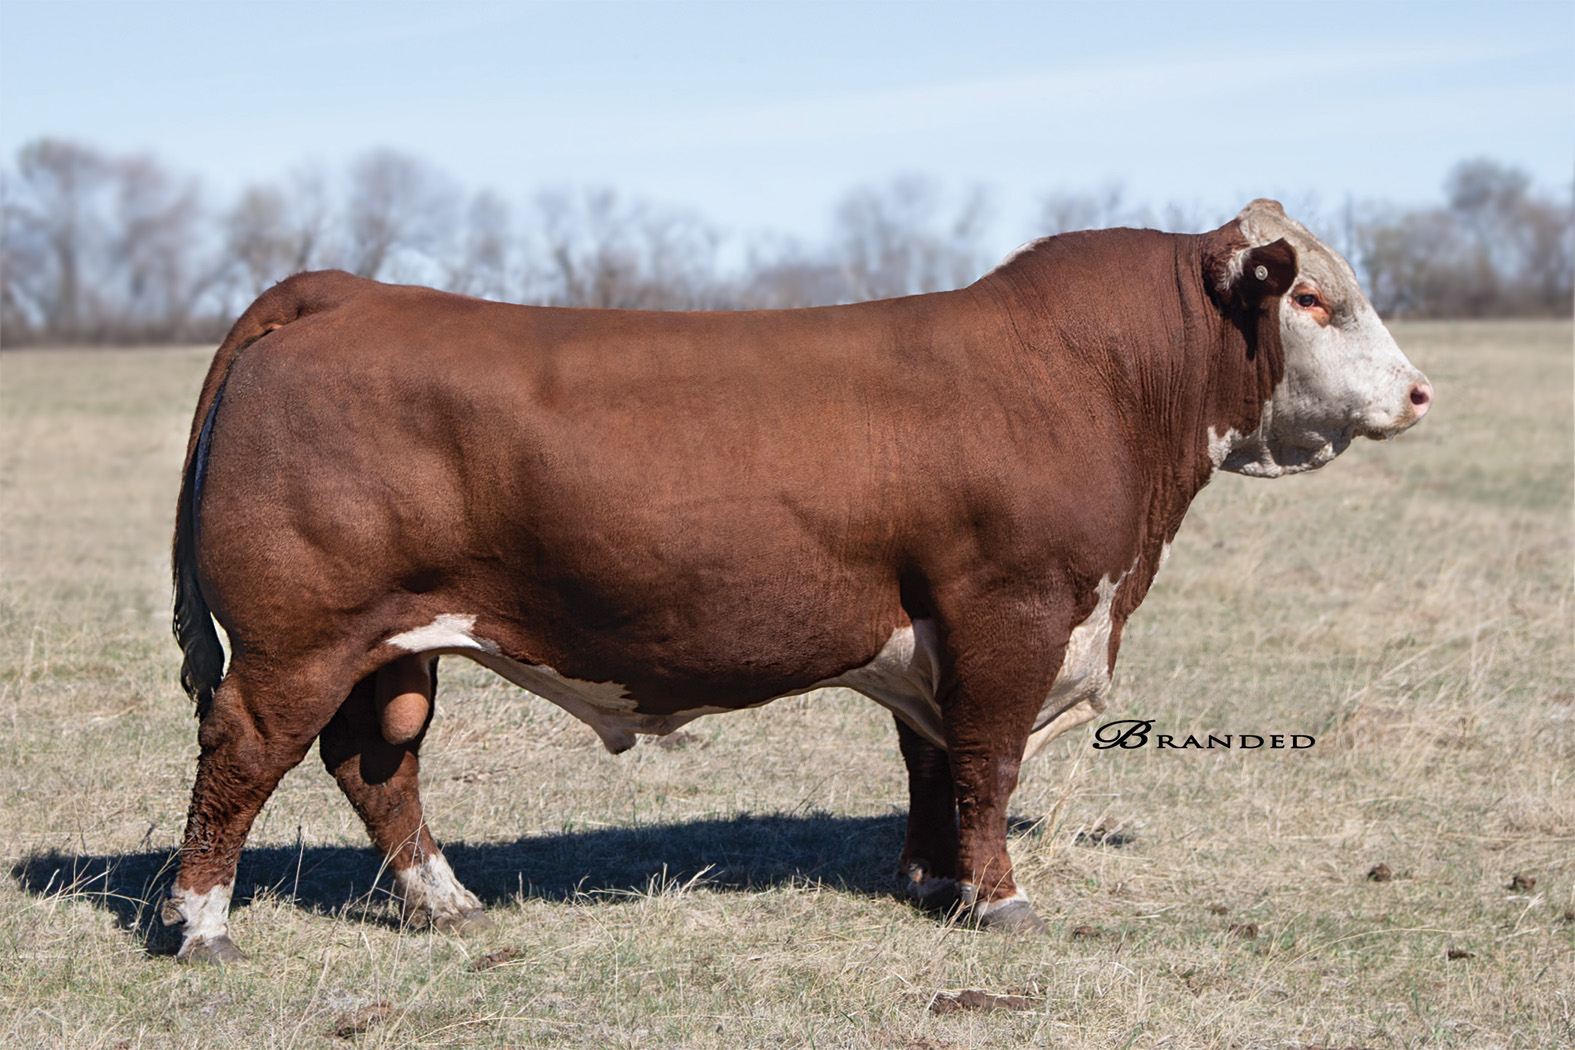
[1103,237,1242,640]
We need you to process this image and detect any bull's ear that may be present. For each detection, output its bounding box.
[1237,239,1297,304]
[1203,228,1299,311]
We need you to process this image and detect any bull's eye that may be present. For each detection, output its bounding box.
[1295,294,1318,308]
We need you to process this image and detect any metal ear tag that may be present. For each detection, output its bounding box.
[1254,265,1269,281]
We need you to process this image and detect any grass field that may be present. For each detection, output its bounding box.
[1,320,1571,1049]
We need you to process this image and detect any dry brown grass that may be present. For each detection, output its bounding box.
[1,320,1571,1048]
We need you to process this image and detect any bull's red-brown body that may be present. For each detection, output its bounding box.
[166,204,1430,961]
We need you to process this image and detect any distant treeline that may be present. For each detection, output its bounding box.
[1,139,1570,346]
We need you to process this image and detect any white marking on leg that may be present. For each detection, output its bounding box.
[395,853,482,922]
[387,614,499,654]
[169,883,233,948]
[1207,426,1238,470]
[971,886,1032,918]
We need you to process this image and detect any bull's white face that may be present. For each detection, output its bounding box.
[1221,201,1432,477]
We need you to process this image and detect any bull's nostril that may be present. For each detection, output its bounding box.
[1409,382,1433,416]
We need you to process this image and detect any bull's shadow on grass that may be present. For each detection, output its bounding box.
[9,810,911,955]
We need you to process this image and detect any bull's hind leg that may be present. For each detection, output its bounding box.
[164,665,336,962]
[893,716,961,911]
[319,656,489,932]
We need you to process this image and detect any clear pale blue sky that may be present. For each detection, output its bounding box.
[3,0,1570,252]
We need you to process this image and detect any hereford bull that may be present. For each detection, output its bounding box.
[165,200,1431,962]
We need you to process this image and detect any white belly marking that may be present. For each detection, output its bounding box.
[471,651,728,754]
[820,618,945,749]
[388,578,1131,763]
[387,614,498,654]
[387,614,701,753]
[1020,570,1133,759]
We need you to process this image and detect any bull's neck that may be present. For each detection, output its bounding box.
[966,230,1273,587]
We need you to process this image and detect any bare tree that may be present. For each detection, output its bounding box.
[1520,190,1575,315]
[5,137,1570,344]
[106,153,212,339]
[224,169,335,300]
[1038,182,1148,236]
[444,190,512,300]
[0,169,28,343]
[1446,158,1573,314]
[1358,206,1461,317]
[2,139,110,342]
[833,175,991,301]
[1,139,221,343]
[526,188,721,309]
[1357,159,1573,318]
[1447,159,1531,239]
[226,184,293,296]
[344,149,457,281]
[1,165,43,344]
[736,237,848,308]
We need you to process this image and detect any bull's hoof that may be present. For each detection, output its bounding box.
[405,902,491,933]
[905,875,963,914]
[176,935,248,964]
[902,860,962,914]
[432,908,493,934]
[975,900,1047,934]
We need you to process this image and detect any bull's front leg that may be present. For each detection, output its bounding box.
[936,624,1064,934]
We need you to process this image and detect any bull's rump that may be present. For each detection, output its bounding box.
[194,283,957,710]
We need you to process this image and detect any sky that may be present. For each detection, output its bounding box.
[2,0,1571,256]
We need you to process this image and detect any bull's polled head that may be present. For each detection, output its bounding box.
[1212,199,1432,477]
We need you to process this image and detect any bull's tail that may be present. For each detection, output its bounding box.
[171,270,367,716]
[173,408,225,717]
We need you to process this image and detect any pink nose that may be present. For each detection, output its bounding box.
[1409,380,1433,419]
